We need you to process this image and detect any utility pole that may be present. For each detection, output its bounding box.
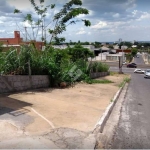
[44,29,46,43]
[42,22,44,41]
[101,48,102,61]
[44,18,46,43]
[119,56,123,74]
[119,38,123,74]
[24,27,27,41]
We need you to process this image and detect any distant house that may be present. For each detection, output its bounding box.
[90,46,111,56]
[0,31,23,45]
[113,45,119,49]
[106,54,123,61]
[0,31,44,51]
[101,46,110,51]
[132,45,137,48]
[51,45,95,51]
[116,49,131,54]
[121,45,128,50]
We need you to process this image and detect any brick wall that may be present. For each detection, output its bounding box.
[0,75,50,93]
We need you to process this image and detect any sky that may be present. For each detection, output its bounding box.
[0,0,150,42]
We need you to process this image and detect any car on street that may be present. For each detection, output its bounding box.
[144,69,150,78]
[127,63,137,68]
[131,63,137,65]
[134,69,145,74]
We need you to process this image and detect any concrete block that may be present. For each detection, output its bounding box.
[7,76,14,82]
[13,82,21,88]
[0,75,50,93]
[0,83,7,89]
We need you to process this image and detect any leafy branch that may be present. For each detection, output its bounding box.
[14,0,91,44]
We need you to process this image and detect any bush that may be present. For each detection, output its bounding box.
[0,44,109,87]
[0,52,5,75]
[88,62,109,73]
[66,44,94,62]
[85,79,113,84]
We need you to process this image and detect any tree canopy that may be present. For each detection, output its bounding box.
[131,48,138,57]
[14,0,91,44]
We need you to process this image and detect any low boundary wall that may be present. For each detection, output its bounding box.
[0,72,109,93]
[90,72,110,79]
[0,75,50,93]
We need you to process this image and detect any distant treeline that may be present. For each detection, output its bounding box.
[52,40,150,49]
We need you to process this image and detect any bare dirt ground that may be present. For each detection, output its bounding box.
[0,74,129,149]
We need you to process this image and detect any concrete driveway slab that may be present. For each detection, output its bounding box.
[0,74,128,148]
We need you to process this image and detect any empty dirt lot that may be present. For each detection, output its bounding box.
[0,74,129,148]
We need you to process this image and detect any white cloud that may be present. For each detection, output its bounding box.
[0,0,150,42]
[137,12,150,21]
[76,29,86,35]
[0,30,5,33]
[91,21,107,29]
[0,21,4,24]
[19,20,31,28]
[8,0,34,11]
[113,13,120,18]
[77,31,86,35]
[0,16,7,21]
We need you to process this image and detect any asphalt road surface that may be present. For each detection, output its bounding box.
[134,54,145,65]
[111,55,150,148]
[106,53,150,69]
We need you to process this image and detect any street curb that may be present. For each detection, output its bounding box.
[93,82,127,134]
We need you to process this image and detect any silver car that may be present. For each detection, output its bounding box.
[134,69,145,74]
[144,69,150,78]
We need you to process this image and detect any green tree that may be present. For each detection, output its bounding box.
[84,41,90,45]
[0,42,3,52]
[131,48,138,57]
[67,44,94,62]
[14,0,91,44]
[14,0,54,42]
[108,45,113,49]
[125,53,133,62]
[124,42,132,48]
[92,41,101,48]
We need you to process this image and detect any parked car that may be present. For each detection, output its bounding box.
[127,63,137,68]
[144,69,150,78]
[131,63,137,65]
[123,62,127,65]
[134,69,145,74]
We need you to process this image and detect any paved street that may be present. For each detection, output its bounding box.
[134,54,145,65]
[106,53,150,69]
[110,55,150,148]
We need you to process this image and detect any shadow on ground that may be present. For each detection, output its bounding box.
[0,95,32,116]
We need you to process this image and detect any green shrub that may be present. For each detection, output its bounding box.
[0,44,110,87]
[67,44,94,62]
[89,62,109,73]
[91,62,98,72]
[84,78,113,84]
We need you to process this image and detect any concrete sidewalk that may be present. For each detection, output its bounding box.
[95,84,129,149]
[0,123,96,149]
